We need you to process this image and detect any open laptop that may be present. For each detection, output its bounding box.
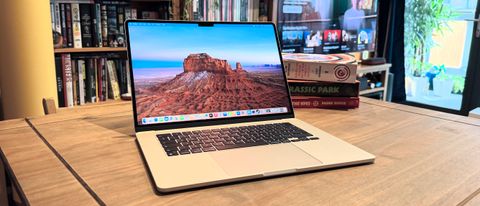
[125,20,375,193]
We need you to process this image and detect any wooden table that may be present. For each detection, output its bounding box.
[1,98,480,206]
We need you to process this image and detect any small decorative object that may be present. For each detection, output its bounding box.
[52,30,63,48]
[116,34,125,47]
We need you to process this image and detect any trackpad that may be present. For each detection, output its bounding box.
[210,144,322,177]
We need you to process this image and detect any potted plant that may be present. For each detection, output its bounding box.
[404,0,454,97]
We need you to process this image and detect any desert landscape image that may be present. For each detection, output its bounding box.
[128,23,290,123]
[134,53,289,123]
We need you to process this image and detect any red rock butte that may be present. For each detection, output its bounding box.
[183,53,245,74]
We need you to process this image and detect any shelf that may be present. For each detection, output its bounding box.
[359,87,385,95]
[357,63,391,74]
[54,47,127,54]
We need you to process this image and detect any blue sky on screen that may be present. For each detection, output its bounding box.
[128,23,282,67]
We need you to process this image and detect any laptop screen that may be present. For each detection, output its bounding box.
[127,22,292,126]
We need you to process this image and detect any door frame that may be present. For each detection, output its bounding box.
[461,7,480,116]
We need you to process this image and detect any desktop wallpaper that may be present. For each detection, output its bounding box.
[128,23,291,124]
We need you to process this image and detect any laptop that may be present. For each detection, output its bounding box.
[125,20,375,193]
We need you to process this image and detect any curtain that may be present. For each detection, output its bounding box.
[376,0,406,102]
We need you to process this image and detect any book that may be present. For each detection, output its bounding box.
[54,3,62,33]
[51,2,55,30]
[117,6,125,47]
[288,80,360,97]
[103,58,109,101]
[106,5,118,47]
[97,57,105,101]
[284,60,357,83]
[65,4,74,48]
[61,54,74,107]
[79,4,93,47]
[94,58,99,101]
[60,3,68,47]
[107,60,121,100]
[71,3,83,48]
[86,58,97,103]
[126,59,131,94]
[93,3,102,47]
[291,96,360,109]
[100,5,108,47]
[131,8,137,19]
[78,59,86,105]
[55,56,65,107]
[71,59,78,105]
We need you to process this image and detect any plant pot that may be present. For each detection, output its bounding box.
[433,79,454,97]
[409,76,428,97]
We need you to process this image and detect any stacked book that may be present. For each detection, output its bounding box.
[282,53,360,110]
[56,53,130,107]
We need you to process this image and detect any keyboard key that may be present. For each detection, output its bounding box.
[179,150,191,155]
[202,147,216,152]
[309,137,320,140]
[166,151,178,156]
[201,143,212,148]
[212,142,224,147]
[214,142,268,151]
[191,148,202,153]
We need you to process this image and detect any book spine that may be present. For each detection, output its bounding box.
[106,5,118,47]
[94,4,103,47]
[54,3,62,33]
[71,59,78,105]
[115,59,123,94]
[131,8,137,19]
[84,58,92,103]
[125,59,131,94]
[80,4,93,47]
[55,56,65,107]
[102,58,108,101]
[90,4,98,47]
[288,81,360,97]
[97,57,103,101]
[291,97,360,109]
[88,58,97,102]
[71,3,83,48]
[62,54,74,107]
[117,6,125,47]
[121,60,127,94]
[51,2,55,29]
[107,60,120,100]
[65,4,74,48]
[125,7,131,20]
[103,58,108,100]
[60,4,68,47]
[283,61,357,83]
[93,58,100,102]
[78,60,86,105]
[101,5,108,47]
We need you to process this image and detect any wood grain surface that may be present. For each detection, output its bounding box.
[8,98,480,205]
[0,120,97,205]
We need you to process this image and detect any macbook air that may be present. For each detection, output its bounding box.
[125,20,375,193]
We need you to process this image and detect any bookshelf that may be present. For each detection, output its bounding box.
[50,0,276,108]
[357,64,391,101]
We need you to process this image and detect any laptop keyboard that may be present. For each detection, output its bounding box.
[157,122,320,156]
